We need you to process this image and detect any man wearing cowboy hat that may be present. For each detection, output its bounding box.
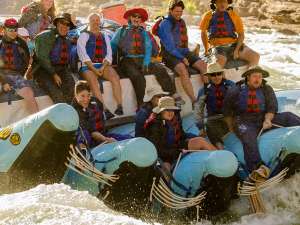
[223,66,300,180]
[111,7,178,107]
[157,0,207,104]
[200,0,260,68]
[33,12,76,103]
[144,96,217,171]
[195,62,235,148]
[135,84,169,137]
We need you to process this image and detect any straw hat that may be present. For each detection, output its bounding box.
[153,96,180,114]
[205,62,225,75]
[241,66,269,78]
[143,85,169,102]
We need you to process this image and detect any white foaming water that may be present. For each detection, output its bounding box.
[0,174,299,225]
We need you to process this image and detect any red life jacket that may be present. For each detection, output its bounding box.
[94,34,105,63]
[208,10,237,40]
[246,90,261,113]
[50,37,70,65]
[89,100,105,133]
[178,20,188,48]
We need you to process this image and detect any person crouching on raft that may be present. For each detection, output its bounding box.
[144,96,217,171]
[199,0,260,68]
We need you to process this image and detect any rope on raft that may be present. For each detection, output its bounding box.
[150,177,206,221]
[238,167,289,213]
[65,144,119,186]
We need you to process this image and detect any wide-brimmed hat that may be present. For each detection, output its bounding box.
[53,13,76,29]
[241,66,269,78]
[153,96,180,114]
[143,85,169,102]
[205,62,225,75]
[4,18,18,29]
[124,8,148,22]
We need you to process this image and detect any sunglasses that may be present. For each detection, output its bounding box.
[59,20,71,27]
[132,14,142,19]
[209,72,223,77]
[5,27,17,32]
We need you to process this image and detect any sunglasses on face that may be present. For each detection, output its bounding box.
[209,72,223,77]
[59,20,71,27]
[5,28,17,32]
[132,14,142,19]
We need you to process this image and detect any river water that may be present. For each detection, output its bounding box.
[0,17,299,225]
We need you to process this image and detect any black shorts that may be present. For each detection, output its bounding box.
[213,43,244,59]
[162,50,200,70]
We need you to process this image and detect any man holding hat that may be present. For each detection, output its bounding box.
[33,12,76,103]
[223,66,300,180]
[135,84,169,137]
[157,0,207,104]
[195,62,234,148]
[0,18,39,114]
[199,0,260,68]
[111,7,178,107]
[144,96,217,171]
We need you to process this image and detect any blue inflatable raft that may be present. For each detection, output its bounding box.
[0,103,79,193]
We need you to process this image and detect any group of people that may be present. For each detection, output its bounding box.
[0,0,300,181]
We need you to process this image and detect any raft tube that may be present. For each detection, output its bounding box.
[63,137,158,213]
[224,126,300,179]
[0,103,79,193]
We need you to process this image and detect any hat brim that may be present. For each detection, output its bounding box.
[206,69,225,75]
[153,106,180,114]
[143,91,169,102]
[241,68,269,78]
[53,17,76,30]
[124,8,148,22]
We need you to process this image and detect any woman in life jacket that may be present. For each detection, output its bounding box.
[19,0,56,39]
[199,0,260,68]
[195,62,235,149]
[144,96,217,172]
[77,13,124,119]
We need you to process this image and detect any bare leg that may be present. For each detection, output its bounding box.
[174,62,196,103]
[17,87,39,114]
[81,71,104,103]
[239,46,260,66]
[102,66,122,106]
[188,137,217,151]
[192,59,208,83]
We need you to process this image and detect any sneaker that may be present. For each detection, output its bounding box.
[104,110,115,120]
[114,105,124,116]
[249,165,270,183]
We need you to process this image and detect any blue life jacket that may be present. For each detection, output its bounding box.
[238,84,266,114]
[85,31,107,63]
[206,79,234,115]
[50,36,71,65]
[119,26,146,56]
[0,39,28,72]
[208,10,237,40]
